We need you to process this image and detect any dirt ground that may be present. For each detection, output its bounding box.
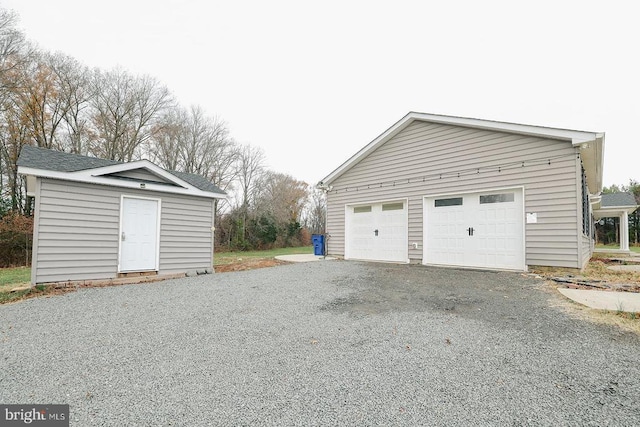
[214,258,289,272]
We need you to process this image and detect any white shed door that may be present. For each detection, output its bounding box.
[120,197,159,272]
[424,189,524,270]
[345,201,408,263]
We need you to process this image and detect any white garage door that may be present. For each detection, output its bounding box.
[423,188,524,270]
[345,200,408,263]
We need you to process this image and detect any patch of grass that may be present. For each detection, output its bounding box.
[0,268,62,304]
[583,259,640,285]
[0,283,52,304]
[531,258,640,285]
[595,244,640,254]
[0,266,30,287]
[214,246,313,266]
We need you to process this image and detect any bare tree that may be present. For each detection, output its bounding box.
[303,185,326,234]
[52,53,93,154]
[90,68,173,161]
[235,144,265,243]
[12,50,76,149]
[0,9,26,96]
[236,144,265,210]
[0,99,30,212]
[256,171,308,226]
[147,106,185,171]
[149,104,239,190]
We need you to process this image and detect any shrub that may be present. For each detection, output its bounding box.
[0,213,33,267]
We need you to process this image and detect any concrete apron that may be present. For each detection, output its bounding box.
[558,288,640,313]
[275,254,336,262]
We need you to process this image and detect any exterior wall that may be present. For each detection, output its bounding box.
[326,120,583,268]
[32,178,213,284]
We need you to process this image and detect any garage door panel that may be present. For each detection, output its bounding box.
[425,189,524,270]
[346,201,408,263]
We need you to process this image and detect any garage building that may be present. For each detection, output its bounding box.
[319,112,605,270]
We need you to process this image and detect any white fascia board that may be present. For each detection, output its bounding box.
[408,112,604,146]
[321,111,604,185]
[83,160,191,188]
[17,166,227,199]
[594,206,639,218]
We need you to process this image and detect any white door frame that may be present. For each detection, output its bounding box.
[118,195,162,272]
[422,186,526,271]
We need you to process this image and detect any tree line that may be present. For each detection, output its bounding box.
[0,8,325,265]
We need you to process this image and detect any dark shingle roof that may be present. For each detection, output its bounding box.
[171,170,225,194]
[17,145,119,171]
[601,192,637,207]
[17,145,225,196]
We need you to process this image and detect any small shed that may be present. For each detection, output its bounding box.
[17,146,226,285]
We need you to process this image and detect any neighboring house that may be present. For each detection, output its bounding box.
[17,146,226,285]
[593,192,639,253]
[319,112,605,270]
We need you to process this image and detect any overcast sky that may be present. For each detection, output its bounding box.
[2,0,638,188]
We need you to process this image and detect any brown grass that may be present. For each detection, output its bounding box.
[536,256,640,334]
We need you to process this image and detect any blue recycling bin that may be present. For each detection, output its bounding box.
[312,234,325,256]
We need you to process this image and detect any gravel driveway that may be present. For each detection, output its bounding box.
[1,261,639,426]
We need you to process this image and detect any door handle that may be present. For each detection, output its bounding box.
[121,231,126,241]
[467,227,474,236]
[374,229,379,236]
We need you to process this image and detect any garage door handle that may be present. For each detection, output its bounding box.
[467,227,474,236]
[374,229,379,236]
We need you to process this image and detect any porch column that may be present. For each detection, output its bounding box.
[621,211,630,251]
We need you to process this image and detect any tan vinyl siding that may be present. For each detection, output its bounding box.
[33,178,213,283]
[326,121,583,268]
[159,197,214,274]
[35,179,119,283]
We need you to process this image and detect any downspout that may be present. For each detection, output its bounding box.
[576,152,585,270]
[316,182,333,258]
[211,198,216,273]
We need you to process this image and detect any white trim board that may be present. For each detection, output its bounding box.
[18,165,226,199]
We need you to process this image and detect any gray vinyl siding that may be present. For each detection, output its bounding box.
[159,197,214,274]
[326,121,584,269]
[32,178,213,283]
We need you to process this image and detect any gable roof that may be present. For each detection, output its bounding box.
[320,112,605,194]
[601,192,637,208]
[18,145,121,172]
[17,145,226,199]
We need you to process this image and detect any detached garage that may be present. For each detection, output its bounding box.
[320,112,605,271]
[17,146,226,285]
